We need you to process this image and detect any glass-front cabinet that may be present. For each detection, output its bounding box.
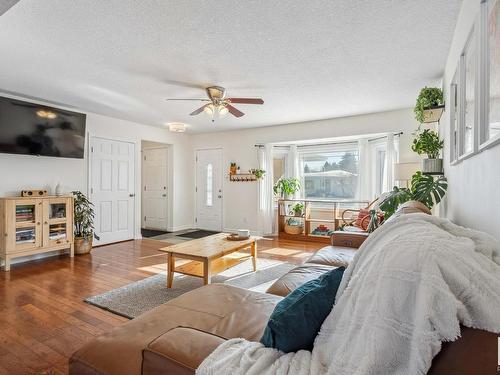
[43,198,72,247]
[0,196,74,271]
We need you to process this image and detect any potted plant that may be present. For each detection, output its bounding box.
[273,177,300,199]
[249,169,266,180]
[290,202,304,217]
[379,171,448,219]
[414,87,444,124]
[229,162,237,175]
[412,129,444,174]
[72,191,95,255]
[284,217,304,235]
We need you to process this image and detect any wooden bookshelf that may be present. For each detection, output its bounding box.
[277,198,369,243]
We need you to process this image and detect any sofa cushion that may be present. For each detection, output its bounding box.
[142,327,225,375]
[70,284,281,375]
[306,245,357,267]
[260,267,345,353]
[266,263,336,297]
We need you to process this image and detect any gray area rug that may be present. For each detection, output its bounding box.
[85,260,294,319]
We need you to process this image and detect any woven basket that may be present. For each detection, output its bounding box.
[284,224,303,235]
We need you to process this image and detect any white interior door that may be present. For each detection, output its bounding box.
[90,137,135,245]
[142,147,168,230]
[196,149,223,231]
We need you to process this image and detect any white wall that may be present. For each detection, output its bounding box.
[440,0,500,242]
[0,93,194,241]
[192,108,421,234]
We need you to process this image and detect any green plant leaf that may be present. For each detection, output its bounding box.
[410,172,447,209]
[379,186,412,219]
[414,87,444,123]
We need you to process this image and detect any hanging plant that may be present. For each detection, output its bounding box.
[414,87,444,123]
[249,169,266,180]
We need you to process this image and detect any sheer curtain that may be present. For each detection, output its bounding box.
[357,139,372,200]
[258,144,274,235]
[287,145,300,198]
[383,133,397,192]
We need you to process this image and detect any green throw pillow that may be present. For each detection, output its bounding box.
[260,267,345,353]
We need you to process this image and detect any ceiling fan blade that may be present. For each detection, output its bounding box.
[190,104,209,116]
[226,104,245,118]
[166,98,210,101]
[227,98,264,105]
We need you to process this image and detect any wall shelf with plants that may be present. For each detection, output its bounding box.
[228,162,265,182]
[414,87,445,124]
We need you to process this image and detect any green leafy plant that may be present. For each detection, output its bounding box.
[414,87,444,123]
[411,129,444,159]
[291,202,304,216]
[249,169,266,179]
[72,191,95,238]
[410,172,448,209]
[379,172,447,219]
[273,177,300,197]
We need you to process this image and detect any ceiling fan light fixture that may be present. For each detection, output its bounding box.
[203,103,215,115]
[167,122,187,132]
[218,105,229,116]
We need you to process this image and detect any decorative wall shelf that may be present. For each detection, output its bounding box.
[229,173,257,182]
[422,105,445,123]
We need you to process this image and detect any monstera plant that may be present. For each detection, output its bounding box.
[379,172,448,219]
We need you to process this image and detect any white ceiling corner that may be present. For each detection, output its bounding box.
[0,0,462,133]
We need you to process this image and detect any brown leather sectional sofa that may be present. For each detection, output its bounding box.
[70,230,498,374]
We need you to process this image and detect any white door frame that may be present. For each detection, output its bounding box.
[87,135,136,244]
[195,147,223,231]
[141,144,170,231]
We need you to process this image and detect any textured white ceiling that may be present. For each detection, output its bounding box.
[0,0,461,133]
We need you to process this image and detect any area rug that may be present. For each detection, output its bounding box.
[141,228,170,238]
[178,229,220,239]
[85,259,294,319]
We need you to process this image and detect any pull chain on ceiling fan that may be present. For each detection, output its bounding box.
[166,86,264,122]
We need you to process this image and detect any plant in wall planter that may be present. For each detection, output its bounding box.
[72,191,95,255]
[412,129,444,174]
[414,87,444,124]
[273,177,300,199]
[379,171,448,219]
[249,169,266,180]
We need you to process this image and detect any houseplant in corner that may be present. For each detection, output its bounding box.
[412,129,444,174]
[414,87,444,124]
[72,191,95,255]
[273,177,300,199]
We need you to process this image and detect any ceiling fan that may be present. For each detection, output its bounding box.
[166,86,264,122]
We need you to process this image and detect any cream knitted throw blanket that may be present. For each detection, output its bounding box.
[197,214,500,375]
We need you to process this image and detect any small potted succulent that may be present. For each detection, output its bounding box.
[72,191,95,255]
[412,129,444,174]
[229,162,237,175]
[414,87,444,124]
[273,177,300,199]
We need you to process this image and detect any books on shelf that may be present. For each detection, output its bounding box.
[16,228,35,243]
[49,224,66,240]
[16,206,35,222]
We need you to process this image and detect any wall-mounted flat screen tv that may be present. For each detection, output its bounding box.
[0,96,86,159]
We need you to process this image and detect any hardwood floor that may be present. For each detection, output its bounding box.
[0,237,323,374]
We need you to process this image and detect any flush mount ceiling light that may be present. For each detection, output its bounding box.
[167,122,187,132]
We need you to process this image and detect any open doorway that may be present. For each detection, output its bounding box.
[141,140,172,237]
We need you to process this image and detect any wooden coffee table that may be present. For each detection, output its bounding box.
[159,233,258,288]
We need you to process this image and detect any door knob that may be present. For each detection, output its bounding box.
[218,195,222,198]
[162,194,167,197]
[129,194,135,197]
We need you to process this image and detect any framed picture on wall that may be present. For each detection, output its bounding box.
[484,0,500,145]
[459,29,477,158]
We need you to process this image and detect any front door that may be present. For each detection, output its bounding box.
[196,149,223,231]
[90,137,135,245]
[142,147,168,230]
